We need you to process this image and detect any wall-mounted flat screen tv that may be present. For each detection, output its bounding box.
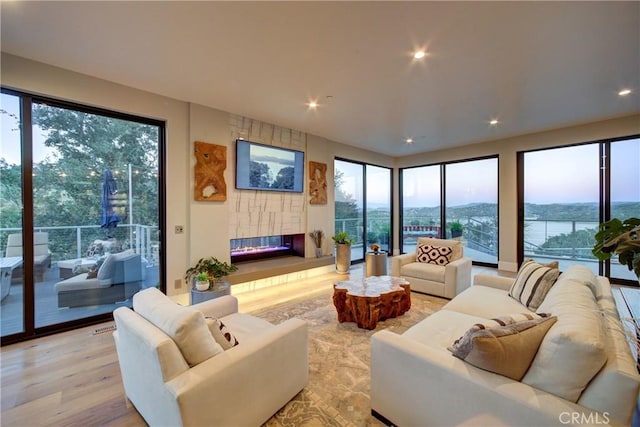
[235,139,305,193]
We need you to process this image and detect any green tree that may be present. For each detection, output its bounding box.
[0,103,160,259]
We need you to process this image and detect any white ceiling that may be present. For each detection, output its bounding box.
[2,1,639,156]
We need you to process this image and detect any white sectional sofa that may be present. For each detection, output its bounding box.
[371,265,640,426]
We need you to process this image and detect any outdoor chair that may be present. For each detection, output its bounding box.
[5,232,51,282]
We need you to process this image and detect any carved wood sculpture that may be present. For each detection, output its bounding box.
[308,161,327,205]
[194,141,227,201]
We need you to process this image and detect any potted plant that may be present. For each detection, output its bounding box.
[185,256,238,291]
[450,221,463,238]
[309,229,325,258]
[194,272,210,291]
[592,217,640,282]
[332,231,353,274]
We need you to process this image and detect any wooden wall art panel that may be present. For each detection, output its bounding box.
[194,141,227,201]
[308,161,327,205]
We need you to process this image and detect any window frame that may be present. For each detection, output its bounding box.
[0,86,167,344]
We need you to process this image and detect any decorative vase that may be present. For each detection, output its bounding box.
[335,244,351,274]
[195,280,209,291]
[315,247,323,258]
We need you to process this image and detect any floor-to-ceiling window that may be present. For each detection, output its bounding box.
[400,165,441,254]
[365,165,391,253]
[609,137,640,282]
[519,135,639,285]
[334,159,392,262]
[1,89,165,343]
[445,158,498,264]
[400,156,498,265]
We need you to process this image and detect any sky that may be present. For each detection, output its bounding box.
[1,93,53,165]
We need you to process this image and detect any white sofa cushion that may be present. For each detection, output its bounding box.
[449,315,557,381]
[133,288,223,366]
[523,277,607,402]
[219,312,275,344]
[403,310,492,349]
[508,259,559,310]
[557,264,599,298]
[400,262,446,282]
[443,285,530,319]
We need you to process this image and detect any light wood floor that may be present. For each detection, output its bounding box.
[0,264,503,426]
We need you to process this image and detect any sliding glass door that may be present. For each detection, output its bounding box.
[334,159,391,262]
[1,88,165,342]
[520,135,639,285]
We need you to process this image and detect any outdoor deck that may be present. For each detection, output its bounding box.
[1,262,158,337]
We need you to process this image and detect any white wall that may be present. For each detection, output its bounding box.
[1,53,389,296]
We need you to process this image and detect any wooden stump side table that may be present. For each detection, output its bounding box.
[332,276,411,330]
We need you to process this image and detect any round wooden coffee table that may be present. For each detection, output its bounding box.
[332,276,411,330]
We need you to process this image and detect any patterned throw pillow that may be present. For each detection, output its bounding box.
[469,312,549,330]
[416,244,453,265]
[509,259,560,310]
[205,317,239,350]
[448,315,558,381]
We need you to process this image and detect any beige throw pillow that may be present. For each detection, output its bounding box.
[449,315,557,381]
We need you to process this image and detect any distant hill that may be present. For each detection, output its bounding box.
[402,202,639,222]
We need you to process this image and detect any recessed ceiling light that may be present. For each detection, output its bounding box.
[405,138,414,144]
[308,101,318,109]
[618,89,632,96]
[413,51,426,60]
[489,119,499,126]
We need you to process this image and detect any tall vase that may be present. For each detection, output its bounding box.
[335,244,351,274]
[315,247,323,258]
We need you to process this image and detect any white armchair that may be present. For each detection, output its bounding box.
[113,288,308,426]
[391,237,472,299]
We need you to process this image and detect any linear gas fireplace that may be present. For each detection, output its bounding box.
[230,233,305,263]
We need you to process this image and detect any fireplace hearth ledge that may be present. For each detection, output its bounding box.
[226,255,335,285]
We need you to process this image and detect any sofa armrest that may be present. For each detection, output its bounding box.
[473,273,515,291]
[444,257,472,298]
[391,253,415,276]
[192,295,238,318]
[371,330,609,427]
[166,318,308,426]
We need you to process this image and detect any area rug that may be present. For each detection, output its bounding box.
[252,289,448,426]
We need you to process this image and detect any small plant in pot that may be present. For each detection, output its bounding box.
[194,272,210,291]
[450,221,463,238]
[332,231,353,274]
[185,257,238,291]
